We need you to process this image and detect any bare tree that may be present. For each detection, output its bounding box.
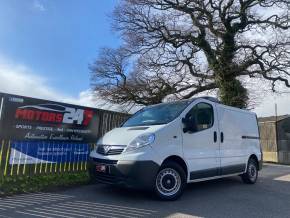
[90,47,199,107]
[91,0,290,108]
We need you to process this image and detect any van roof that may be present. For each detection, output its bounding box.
[158,96,220,105]
[153,96,237,106]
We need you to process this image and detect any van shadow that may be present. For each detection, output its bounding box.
[92,176,244,202]
[89,177,245,217]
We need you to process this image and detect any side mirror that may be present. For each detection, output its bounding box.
[182,116,197,133]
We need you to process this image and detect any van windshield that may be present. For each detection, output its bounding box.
[122,100,192,127]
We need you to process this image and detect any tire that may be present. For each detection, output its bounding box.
[154,161,186,201]
[241,158,258,184]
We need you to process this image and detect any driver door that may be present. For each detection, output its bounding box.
[182,100,221,180]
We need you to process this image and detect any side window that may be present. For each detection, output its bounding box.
[186,102,214,132]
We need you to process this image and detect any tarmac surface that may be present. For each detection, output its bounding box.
[1,163,290,218]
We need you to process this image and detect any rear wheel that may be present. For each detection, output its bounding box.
[154,161,186,201]
[242,158,258,184]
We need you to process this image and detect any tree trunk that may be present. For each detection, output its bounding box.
[217,76,248,109]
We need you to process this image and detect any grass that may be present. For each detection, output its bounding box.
[0,171,90,196]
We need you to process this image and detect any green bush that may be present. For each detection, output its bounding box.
[0,172,90,196]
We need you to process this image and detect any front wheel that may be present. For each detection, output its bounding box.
[154,161,186,201]
[241,158,258,184]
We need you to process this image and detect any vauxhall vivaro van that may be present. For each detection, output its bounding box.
[89,97,262,200]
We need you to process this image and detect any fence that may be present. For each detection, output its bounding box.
[259,116,290,164]
[0,93,130,182]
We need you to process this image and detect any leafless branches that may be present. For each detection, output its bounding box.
[91,0,290,108]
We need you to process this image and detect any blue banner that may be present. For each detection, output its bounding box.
[9,141,89,165]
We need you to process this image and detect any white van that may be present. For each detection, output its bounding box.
[89,97,262,200]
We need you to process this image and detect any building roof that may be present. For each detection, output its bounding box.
[258,115,290,123]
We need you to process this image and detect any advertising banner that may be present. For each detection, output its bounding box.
[0,93,126,166]
[0,93,102,142]
[9,141,89,165]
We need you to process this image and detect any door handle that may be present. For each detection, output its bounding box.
[221,132,224,143]
[214,131,217,143]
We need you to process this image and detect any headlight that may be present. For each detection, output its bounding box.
[126,133,155,152]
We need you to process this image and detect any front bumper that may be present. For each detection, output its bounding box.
[89,157,160,190]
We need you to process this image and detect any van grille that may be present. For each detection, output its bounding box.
[97,145,125,156]
[95,173,125,184]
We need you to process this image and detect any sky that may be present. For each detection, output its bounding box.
[0,0,121,109]
[0,0,289,117]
